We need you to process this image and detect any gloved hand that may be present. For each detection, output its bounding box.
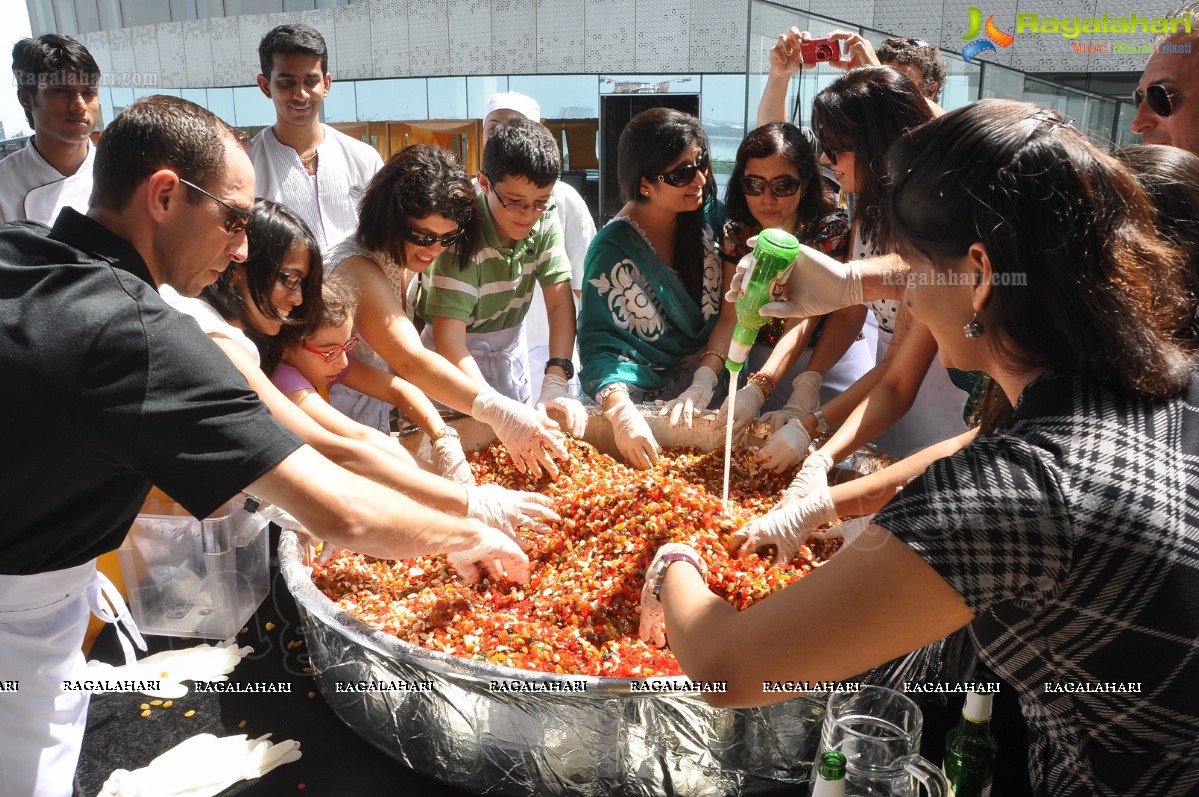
[757,417,813,473]
[605,392,660,469]
[779,450,835,506]
[659,366,718,428]
[255,500,340,565]
[446,522,532,585]
[472,386,569,478]
[97,733,301,797]
[535,374,588,438]
[638,542,708,648]
[716,379,768,445]
[730,486,838,564]
[431,433,475,486]
[726,244,863,319]
[85,639,254,699]
[465,483,559,547]
[809,515,873,557]
[759,371,822,432]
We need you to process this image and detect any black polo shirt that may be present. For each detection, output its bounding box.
[0,209,303,575]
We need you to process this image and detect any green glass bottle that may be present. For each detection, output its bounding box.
[724,228,801,373]
[942,686,998,796]
[810,750,846,797]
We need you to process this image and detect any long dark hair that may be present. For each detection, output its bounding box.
[1113,144,1199,349]
[812,66,932,251]
[203,199,323,368]
[888,99,1192,397]
[724,122,835,230]
[356,144,478,271]
[617,107,715,304]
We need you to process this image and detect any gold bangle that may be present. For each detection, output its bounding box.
[699,348,725,365]
[747,372,775,402]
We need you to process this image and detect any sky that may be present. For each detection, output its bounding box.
[0,0,33,138]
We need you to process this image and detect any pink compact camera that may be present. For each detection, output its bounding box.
[800,38,840,63]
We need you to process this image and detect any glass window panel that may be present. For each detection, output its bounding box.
[224,0,283,14]
[322,78,357,122]
[1114,102,1140,148]
[700,74,747,198]
[427,77,467,119]
[180,88,208,106]
[232,85,278,127]
[108,86,135,118]
[599,74,695,94]
[26,0,55,35]
[354,77,428,121]
[76,0,103,33]
[170,0,197,21]
[55,0,79,35]
[284,0,316,9]
[97,0,121,29]
[97,86,116,130]
[122,2,171,27]
[134,87,180,101]
[195,0,224,18]
[509,75,598,119]
[466,76,509,118]
[939,52,981,112]
[978,62,1026,102]
[205,87,238,128]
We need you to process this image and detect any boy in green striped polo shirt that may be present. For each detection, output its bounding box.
[419,118,587,438]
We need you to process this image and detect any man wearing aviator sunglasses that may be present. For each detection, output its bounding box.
[1132,10,1199,155]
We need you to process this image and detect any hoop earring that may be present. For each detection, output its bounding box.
[963,313,984,338]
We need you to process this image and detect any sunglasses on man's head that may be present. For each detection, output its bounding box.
[1133,84,1176,117]
[653,151,710,187]
[404,226,464,248]
[740,175,802,198]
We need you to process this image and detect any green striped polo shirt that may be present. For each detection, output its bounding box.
[419,190,571,334]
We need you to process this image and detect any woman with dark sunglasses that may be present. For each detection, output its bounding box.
[709,122,870,446]
[326,144,570,478]
[577,107,725,469]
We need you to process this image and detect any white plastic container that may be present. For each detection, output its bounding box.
[118,494,269,640]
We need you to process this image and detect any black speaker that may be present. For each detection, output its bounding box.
[598,93,701,224]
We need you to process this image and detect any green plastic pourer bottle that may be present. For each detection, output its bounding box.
[724,228,802,373]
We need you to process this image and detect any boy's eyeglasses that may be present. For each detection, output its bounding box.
[653,152,709,187]
[302,335,359,363]
[486,180,555,215]
[404,227,465,248]
[178,177,253,236]
[275,270,304,291]
[740,175,802,198]
[1133,84,1176,117]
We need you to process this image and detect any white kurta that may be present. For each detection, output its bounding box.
[248,125,383,252]
[0,139,95,225]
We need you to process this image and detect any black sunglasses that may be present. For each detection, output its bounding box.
[740,175,802,198]
[1133,84,1176,117]
[404,226,464,248]
[275,269,304,291]
[818,143,853,166]
[653,151,710,187]
[178,177,253,236]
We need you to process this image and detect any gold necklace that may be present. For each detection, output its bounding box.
[299,150,318,166]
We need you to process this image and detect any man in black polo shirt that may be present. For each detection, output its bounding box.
[0,95,528,797]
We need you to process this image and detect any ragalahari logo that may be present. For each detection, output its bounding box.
[961,7,1015,62]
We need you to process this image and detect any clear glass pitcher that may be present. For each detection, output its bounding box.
[814,686,949,797]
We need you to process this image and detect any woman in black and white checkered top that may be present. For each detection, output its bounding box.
[640,99,1199,796]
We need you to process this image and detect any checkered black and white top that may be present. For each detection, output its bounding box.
[876,372,1199,796]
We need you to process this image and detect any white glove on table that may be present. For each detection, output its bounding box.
[659,366,718,428]
[730,486,838,565]
[535,374,588,438]
[465,483,559,547]
[85,640,253,699]
[759,371,822,432]
[716,379,767,446]
[604,393,660,469]
[726,244,863,319]
[472,386,569,478]
[780,450,835,505]
[431,434,475,486]
[447,522,532,585]
[97,733,301,797]
[638,542,708,648]
[757,418,813,473]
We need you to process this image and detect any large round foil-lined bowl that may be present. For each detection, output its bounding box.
[279,407,951,796]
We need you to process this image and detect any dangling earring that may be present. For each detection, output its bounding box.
[963,312,984,338]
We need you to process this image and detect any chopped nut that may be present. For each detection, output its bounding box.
[184,709,196,717]
[139,703,150,711]
[239,720,247,728]
[140,709,151,718]
[150,700,163,706]
[264,621,276,631]
[162,700,173,708]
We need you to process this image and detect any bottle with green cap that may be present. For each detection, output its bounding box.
[810,750,847,797]
[724,228,802,373]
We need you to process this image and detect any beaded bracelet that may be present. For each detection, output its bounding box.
[747,372,776,402]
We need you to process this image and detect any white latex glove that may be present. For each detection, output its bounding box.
[431,434,475,486]
[535,374,588,438]
[759,371,823,433]
[472,386,569,478]
[730,486,838,564]
[757,417,813,473]
[605,393,660,469]
[98,733,301,797]
[446,522,532,585]
[659,366,718,428]
[85,640,253,699]
[726,244,863,319]
[638,542,708,648]
[716,380,767,445]
[465,483,559,548]
[256,500,339,565]
[780,449,835,506]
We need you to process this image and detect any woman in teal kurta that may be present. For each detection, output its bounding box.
[578,107,723,468]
